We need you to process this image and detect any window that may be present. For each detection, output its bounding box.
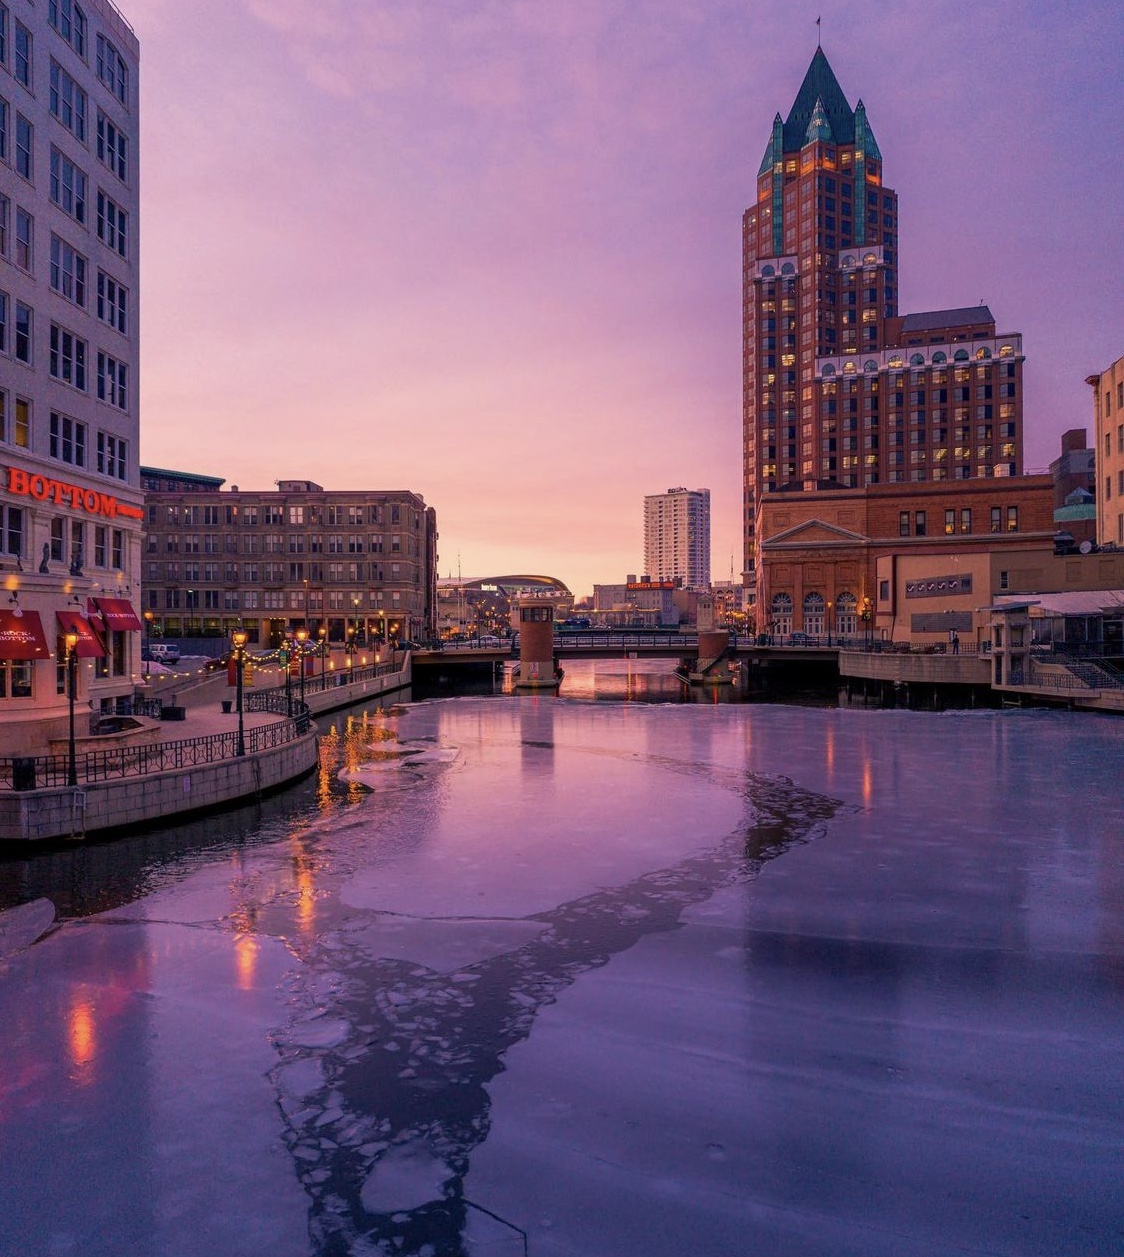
[960,508,971,534]
[48,150,87,227]
[96,430,127,479]
[14,21,30,88]
[288,505,304,525]
[15,113,30,179]
[94,525,106,566]
[49,1,86,55]
[0,503,24,559]
[1006,506,1018,533]
[96,271,127,333]
[899,510,910,537]
[0,7,6,66]
[14,396,30,445]
[96,113,129,182]
[0,660,32,699]
[915,511,927,537]
[50,324,87,390]
[0,293,5,353]
[49,62,87,141]
[990,507,1002,533]
[14,207,31,270]
[97,191,127,256]
[50,236,87,306]
[14,303,31,362]
[50,411,86,466]
[51,517,65,562]
[944,509,955,535]
[97,352,127,409]
[0,193,7,256]
[0,96,7,163]
[96,34,129,106]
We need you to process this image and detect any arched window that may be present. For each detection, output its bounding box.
[780,261,796,275]
[910,352,925,366]
[821,363,836,377]
[998,344,1014,357]
[841,254,855,269]
[975,347,991,360]
[932,351,947,364]
[954,349,969,361]
[843,360,857,374]
[834,591,858,638]
[864,360,878,373]
[761,264,775,277]
[769,592,793,637]
[803,592,826,637]
[888,355,904,369]
[862,251,878,266]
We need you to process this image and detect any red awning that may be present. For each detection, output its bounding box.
[0,609,51,661]
[57,610,107,658]
[90,597,143,631]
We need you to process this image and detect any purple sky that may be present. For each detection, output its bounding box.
[132,0,1124,597]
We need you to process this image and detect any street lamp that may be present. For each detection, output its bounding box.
[283,637,293,717]
[827,600,833,648]
[861,597,873,648]
[65,630,79,786]
[143,609,154,681]
[232,628,248,756]
[318,625,327,685]
[295,627,309,707]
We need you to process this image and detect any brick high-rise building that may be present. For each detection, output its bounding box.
[742,48,1026,580]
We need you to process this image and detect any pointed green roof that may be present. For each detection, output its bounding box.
[783,48,855,150]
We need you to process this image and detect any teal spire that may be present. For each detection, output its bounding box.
[783,48,854,150]
[757,112,784,177]
[803,97,834,145]
[854,99,881,161]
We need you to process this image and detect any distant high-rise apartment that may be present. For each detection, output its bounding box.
[742,48,1025,578]
[1087,356,1124,547]
[643,487,710,590]
[0,0,142,752]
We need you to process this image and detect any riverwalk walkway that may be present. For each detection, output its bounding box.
[0,655,410,843]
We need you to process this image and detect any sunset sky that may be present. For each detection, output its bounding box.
[131,0,1124,597]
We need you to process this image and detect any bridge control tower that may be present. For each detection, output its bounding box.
[512,597,564,691]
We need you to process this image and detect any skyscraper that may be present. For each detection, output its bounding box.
[643,487,710,590]
[742,48,1025,578]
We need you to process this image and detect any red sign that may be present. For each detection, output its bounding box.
[89,597,143,630]
[56,610,107,657]
[0,610,51,660]
[5,466,143,520]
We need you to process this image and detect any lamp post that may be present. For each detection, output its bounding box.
[861,597,873,649]
[143,609,153,681]
[826,600,833,648]
[232,628,248,756]
[65,630,79,786]
[283,637,293,717]
[295,627,308,707]
[318,625,327,686]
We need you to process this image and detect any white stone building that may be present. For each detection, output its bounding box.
[1,0,141,755]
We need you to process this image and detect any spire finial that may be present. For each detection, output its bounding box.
[816,16,821,48]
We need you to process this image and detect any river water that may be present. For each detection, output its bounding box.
[1,660,1122,1256]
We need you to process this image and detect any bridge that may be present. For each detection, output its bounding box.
[412,631,844,665]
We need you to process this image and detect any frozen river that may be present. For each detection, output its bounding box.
[2,687,1123,1256]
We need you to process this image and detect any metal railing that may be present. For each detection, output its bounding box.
[0,704,311,790]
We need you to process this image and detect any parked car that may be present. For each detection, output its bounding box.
[146,642,181,663]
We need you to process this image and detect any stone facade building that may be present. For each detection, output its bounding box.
[1,0,142,754]
[1087,355,1124,548]
[140,470,438,648]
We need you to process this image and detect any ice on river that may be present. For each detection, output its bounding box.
[1,699,1123,1257]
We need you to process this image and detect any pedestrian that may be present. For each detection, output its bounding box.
[951,631,960,654]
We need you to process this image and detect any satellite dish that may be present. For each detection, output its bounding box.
[1079,540,1093,555]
